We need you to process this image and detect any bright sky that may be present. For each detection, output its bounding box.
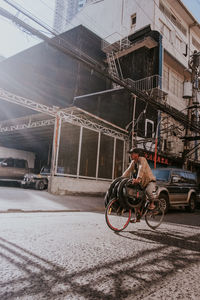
[0,0,55,58]
[0,0,199,58]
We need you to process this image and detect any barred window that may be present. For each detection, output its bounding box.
[58,123,80,175]
[79,128,98,177]
[98,133,114,179]
[114,139,124,178]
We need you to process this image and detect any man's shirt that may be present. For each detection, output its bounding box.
[122,157,156,188]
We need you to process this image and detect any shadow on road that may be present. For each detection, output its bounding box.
[0,226,200,300]
[0,181,20,188]
[163,208,200,227]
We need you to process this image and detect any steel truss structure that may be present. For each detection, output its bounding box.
[0,88,128,140]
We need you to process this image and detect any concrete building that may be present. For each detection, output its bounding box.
[54,0,87,33]
[1,1,200,195]
[0,25,131,194]
[64,0,200,169]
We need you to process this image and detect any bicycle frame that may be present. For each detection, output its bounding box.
[105,177,165,232]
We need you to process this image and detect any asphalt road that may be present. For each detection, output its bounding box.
[0,213,200,299]
[0,186,104,212]
[0,186,200,299]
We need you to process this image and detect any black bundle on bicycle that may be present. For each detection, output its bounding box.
[117,179,145,209]
[104,177,123,207]
[104,177,145,209]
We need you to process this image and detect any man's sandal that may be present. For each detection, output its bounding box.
[130,218,140,223]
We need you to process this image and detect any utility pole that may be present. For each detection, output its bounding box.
[184,50,200,169]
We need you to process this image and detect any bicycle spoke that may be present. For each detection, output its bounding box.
[105,198,131,232]
[145,200,165,230]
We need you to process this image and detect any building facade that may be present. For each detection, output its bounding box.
[64,0,200,170]
[1,1,200,195]
[54,0,87,33]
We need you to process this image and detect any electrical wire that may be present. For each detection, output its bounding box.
[2,0,104,68]
[1,2,200,134]
[39,0,111,39]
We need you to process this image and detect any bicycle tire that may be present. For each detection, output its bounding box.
[117,178,130,208]
[105,198,131,232]
[145,199,165,230]
[104,177,124,207]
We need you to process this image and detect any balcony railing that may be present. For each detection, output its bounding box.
[125,75,168,103]
[134,75,162,91]
[102,33,131,53]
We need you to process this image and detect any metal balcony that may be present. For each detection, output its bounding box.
[125,75,168,103]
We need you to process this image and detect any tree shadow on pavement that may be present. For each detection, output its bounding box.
[0,227,200,300]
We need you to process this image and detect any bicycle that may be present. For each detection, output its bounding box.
[105,178,165,232]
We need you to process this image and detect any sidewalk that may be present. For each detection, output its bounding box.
[0,186,105,213]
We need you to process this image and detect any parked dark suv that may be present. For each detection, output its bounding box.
[152,168,200,213]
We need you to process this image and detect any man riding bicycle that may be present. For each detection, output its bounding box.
[122,147,156,222]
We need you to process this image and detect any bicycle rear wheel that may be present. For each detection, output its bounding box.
[145,199,165,230]
[105,198,131,232]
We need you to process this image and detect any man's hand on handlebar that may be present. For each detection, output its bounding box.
[132,178,141,185]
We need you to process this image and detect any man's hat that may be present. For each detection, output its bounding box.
[128,147,143,155]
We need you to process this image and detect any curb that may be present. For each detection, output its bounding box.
[0,208,105,213]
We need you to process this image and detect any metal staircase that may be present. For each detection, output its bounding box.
[120,36,131,50]
[102,34,132,88]
[106,51,120,79]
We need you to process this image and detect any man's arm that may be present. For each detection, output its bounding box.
[136,157,145,179]
[122,160,135,178]
[132,157,145,184]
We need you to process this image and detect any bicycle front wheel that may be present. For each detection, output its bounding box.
[145,199,165,230]
[105,198,131,232]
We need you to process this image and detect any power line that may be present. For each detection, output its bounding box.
[44,0,111,38]
[2,0,103,68]
[1,5,200,135]
[2,0,56,37]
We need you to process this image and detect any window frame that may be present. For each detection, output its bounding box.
[145,119,154,138]
[131,13,136,28]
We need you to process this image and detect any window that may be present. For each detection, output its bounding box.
[159,20,171,41]
[176,36,182,50]
[192,36,200,51]
[163,66,169,91]
[15,159,26,168]
[114,139,124,178]
[4,158,14,167]
[79,128,98,177]
[152,169,170,181]
[169,71,183,98]
[184,172,197,184]
[58,123,80,175]
[98,134,114,179]
[159,1,187,36]
[131,13,136,27]
[145,119,154,138]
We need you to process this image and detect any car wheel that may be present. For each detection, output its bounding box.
[158,193,169,214]
[186,195,196,213]
[35,180,45,190]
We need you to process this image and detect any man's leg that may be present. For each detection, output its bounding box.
[130,207,141,222]
[145,181,156,210]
